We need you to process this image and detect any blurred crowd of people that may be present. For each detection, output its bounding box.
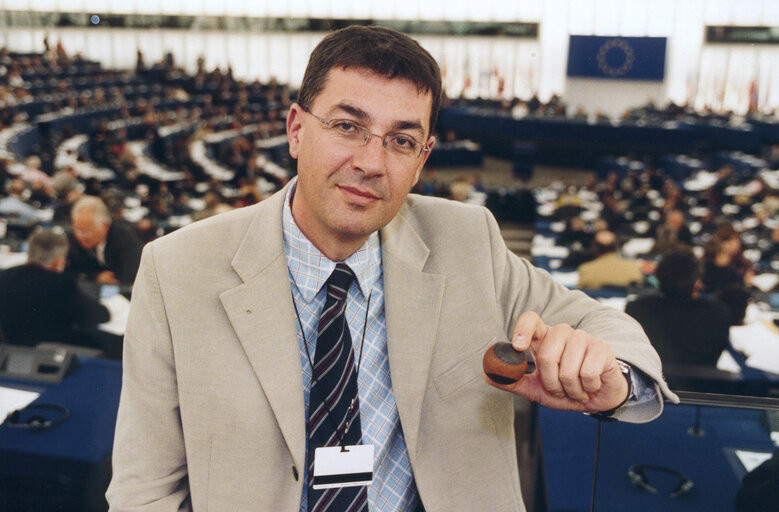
[537,156,778,369]
[1,40,777,364]
[1,40,295,249]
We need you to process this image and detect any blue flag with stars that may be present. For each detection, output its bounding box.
[567,35,667,81]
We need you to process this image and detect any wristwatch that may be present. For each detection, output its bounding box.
[588,360,633,421]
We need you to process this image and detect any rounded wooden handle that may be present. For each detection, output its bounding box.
[483,342,528,385]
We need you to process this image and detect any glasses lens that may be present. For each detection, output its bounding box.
[327,119,369,144]
[386,135,420,156]
[322,117,424,160]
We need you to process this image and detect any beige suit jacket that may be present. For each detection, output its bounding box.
[577,252,644,289]
[107,184,676,511]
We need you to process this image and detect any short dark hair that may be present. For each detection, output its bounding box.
[297,25,443,135]
[656,248,700,299]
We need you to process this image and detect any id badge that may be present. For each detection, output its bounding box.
[312,444,374,490]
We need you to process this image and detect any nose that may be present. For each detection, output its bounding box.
[352,133,388,177]
[75,234,89,248]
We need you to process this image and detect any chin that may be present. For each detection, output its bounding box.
[333,216,386,239]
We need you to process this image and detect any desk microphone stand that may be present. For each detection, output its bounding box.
[687,405,705,437]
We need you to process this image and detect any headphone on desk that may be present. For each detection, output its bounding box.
[628,464,694,498]
[3,403,70,430]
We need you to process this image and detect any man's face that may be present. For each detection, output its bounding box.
[72,209,109,249]
[286,67,434,257]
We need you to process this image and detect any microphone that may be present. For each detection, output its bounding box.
[483,342,529,385]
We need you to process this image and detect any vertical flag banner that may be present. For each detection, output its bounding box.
[567,35,667,81]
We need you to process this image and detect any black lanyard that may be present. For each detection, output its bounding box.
[293,285,373,446]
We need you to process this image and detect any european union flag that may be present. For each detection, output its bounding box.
[567,35,667,81]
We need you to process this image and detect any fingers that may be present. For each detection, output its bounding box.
[557,330,590,401]
[534,326,598,402]
[579,342,612,395]
[533,324,568,398]
[511,311,548,352]
[504,315,624,411]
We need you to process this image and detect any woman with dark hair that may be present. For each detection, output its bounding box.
[701,222,754,294]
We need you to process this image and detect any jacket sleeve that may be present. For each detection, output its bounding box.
[482,207,678,422]
[69,281,110,327]
[106,243,192,511]
[111,225,144,286]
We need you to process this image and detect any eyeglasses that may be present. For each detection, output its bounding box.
[305,111,431,161]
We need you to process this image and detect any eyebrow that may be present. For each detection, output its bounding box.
[331,102,426,136]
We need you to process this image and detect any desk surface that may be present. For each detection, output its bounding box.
[0,357,122,470]
[539,404,774,512]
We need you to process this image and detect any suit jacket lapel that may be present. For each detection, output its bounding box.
[381,204,445,454]
[216,187,445,469]
[219,184,307,471]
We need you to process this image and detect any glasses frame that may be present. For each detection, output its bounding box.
[305,110,431,159]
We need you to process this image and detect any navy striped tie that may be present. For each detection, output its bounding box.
[307,263,368,512]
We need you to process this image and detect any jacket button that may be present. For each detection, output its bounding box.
[292,466,299,481]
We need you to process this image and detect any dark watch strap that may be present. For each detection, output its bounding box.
[587,360,633,421]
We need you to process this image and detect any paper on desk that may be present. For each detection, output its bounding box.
[0,251,27,270]
[597,297,628,310]
[730,322,777,354]
[531,245,570,258]
[99,293,131,336]
[735,450,773,473]
[752,273,779,293]
[551,271,579,288]
[744,303,766,325]
[730,322,779,374]
[0,387,40,418]
[621,238,655,258]
[716,350,742,374]
[532,234,556,247]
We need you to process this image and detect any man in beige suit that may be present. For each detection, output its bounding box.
[577,230,651,289]
[107,26,676,512]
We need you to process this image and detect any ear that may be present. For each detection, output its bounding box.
[286,103,305,160]
[692,279,702,298]
[49,255,66,273]
[412,135,436,186]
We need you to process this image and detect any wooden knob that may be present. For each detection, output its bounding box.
[483,342,528,385]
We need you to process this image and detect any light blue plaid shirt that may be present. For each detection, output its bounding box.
[283,181,418,512]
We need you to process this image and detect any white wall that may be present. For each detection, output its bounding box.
[565,80,666,118]
[2,0,778,115]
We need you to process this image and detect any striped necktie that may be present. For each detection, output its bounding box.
[307,263,368,512]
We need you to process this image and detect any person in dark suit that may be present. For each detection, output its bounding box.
[735,447,779,512]
[0,229,110,349]
[651,209,693,256]
[626,248,730,366]
[66,195,143,286]
[701,222,754,294]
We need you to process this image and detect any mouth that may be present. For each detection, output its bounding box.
[338,185,381,206]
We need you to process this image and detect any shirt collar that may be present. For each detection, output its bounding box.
[283,177,382,303]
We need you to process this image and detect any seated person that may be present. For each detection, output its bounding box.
[715,284,751,326]
[651,209,692,256]
[66,195,143,286]
[0,178,45,227]
[577,230,650,289]
[701,222,754,294]
[625,248,730,366]
[558,216,596,268]
[557,216,593,248]
[0,229,112,351]
[735,447,779,512]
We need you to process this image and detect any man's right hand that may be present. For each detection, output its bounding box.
[96,270,119,285]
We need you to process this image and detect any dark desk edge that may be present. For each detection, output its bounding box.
[672,390,779,410]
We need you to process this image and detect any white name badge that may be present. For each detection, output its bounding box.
[312,444,374,490]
